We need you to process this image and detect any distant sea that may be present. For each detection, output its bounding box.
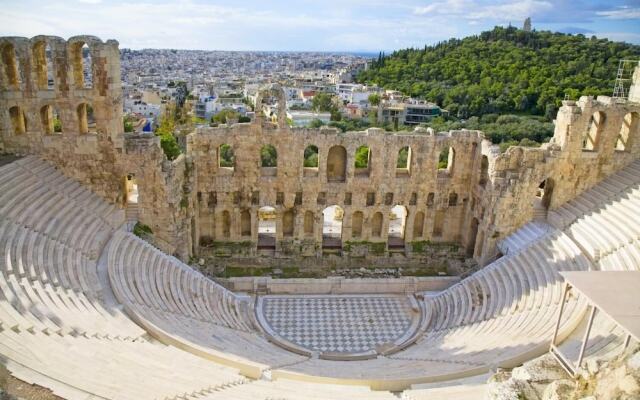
[342,51,379,58]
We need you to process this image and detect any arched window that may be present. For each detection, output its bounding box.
[396,146,411,176]
[327,145,347,182]
[354,145,371,176]
[221,210,231,238]
[258,206,276,249]
[71,41,92,89]
[304,145,319,168]
[40,105,62,134]
[32,41,54,90]
[616,112,638,152]
[438,146,455,172]
[371,212,383,238]
[413,211,425,238]
[352,211,363,238]
[479,155,489,187]
[76,103,94,134]
[388,205,408,248]
[9,106,26,134]
[260,144,277,167]
[583,111,605,151]
[304,211,314,236]
[240,210,251,237]
[219,144,234,168]
[448,192,458,206]
[322,205,343,248]
[283,209,294,237]
[1,43,20,88]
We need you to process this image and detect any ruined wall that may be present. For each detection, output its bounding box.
[480,96,640,260]
[0,35,190,258]
[188,114,482,264]
[2,34,639,268]
[188,83,640,266]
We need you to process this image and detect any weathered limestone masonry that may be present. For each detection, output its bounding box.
[0,35,189,258]
[1,34,639,269]
[189,82,640,268]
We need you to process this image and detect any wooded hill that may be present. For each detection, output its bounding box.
[357,26,640,119]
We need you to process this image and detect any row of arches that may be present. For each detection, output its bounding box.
[214,205,427,248]
[216,143,451,181]
[7,103,95,135]
[583,111,638,152]
[1,39,93,90]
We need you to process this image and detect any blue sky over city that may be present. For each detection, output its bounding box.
[0,0,639,51]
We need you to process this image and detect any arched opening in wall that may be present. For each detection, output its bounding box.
[124,174,138,204]
[40,105,62,134]
[388,205,408,249]
[1,43,20,88]
[71,42,93,89]
[9,106,26,134]
[327,145,347,182]
[583,111,605,151]
[467,217,479,257]
[221,210,231,238]
[354,145,371,177]
[433,210,445,237]
[303,145,319,177]
[534,177,554,213]
[258,206,276,249]
[396,146,411,177]
[322,205,343,248]
[371,212,383,238]
[260,144,277,176]
[283,209,294,237]
[76,103,95,134]
[33,41,54,90]
[304,211,314,236]
[240,210,252,237]
[413,211,425,238]
[616,112,638,152]
[479,155,489,187]
[218,143,235,169]
[351,211,363,238]
[448,192,458,206]
[438,146,455,173]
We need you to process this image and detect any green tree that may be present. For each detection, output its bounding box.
[312,92,336,112]
[219,144,234,167]
[396,147,409,168]
[354,146,370,168]
[368,93,381,106]
[260,145,277,167]
[155,106,181,161]
[212,108,240,124]
[309,119,325,128]
[303,145,319,167]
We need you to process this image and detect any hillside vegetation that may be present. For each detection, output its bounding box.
[358,26,640,119]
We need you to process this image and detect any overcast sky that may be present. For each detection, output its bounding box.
[1,0,639,51]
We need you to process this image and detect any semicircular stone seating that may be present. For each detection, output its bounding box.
[1,155,639,399]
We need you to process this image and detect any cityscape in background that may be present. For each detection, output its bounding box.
[120,48,445,133]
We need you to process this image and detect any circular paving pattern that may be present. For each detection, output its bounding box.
[257,295,419,357]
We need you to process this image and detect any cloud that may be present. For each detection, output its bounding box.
[0,0,638,50]
[413,0,553,21]
[597,6,640,20]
